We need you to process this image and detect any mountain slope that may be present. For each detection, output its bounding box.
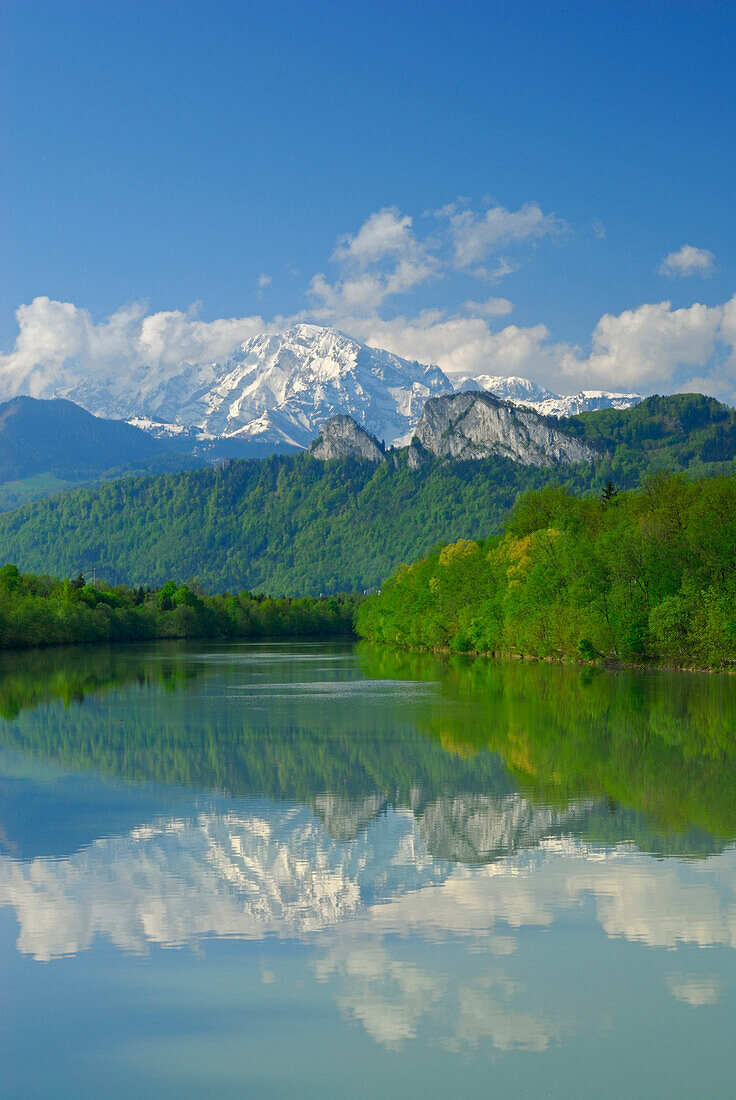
[0,396,195,509]
[0,396,175,482]
[54,324,453,447]
[0,394,734,595]
[411,392,597,466]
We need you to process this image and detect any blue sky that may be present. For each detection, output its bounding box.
[2,0,736,396]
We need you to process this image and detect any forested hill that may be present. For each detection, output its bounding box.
[0,392,734,595]
[356,472,736,668]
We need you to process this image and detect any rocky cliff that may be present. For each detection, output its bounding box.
[412,392,598,467]
[309,415,386,462]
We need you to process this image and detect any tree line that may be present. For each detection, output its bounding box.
[357,471,736,668]
[0,564,356,649]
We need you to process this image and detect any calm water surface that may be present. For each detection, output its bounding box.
[1,640,735,1097]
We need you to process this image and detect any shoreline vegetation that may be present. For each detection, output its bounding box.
[356,472,736,672]
[0,565,356,650]
[3,467,736,672]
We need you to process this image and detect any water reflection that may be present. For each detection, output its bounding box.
[3,802,736,963]
[1,642,735,1088]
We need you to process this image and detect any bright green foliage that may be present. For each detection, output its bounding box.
[0,567,356,649]
[357,472,736,668]
[0,394,735,595]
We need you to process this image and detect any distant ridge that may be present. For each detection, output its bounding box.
[0,396,174,483]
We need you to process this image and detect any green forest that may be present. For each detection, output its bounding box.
[0,393,735,594]
[0,564,355,649]
[357,471,736,668]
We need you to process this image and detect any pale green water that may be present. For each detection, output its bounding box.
[1,641,735,1097]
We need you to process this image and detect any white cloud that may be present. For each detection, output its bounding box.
[0,297,268,402]
[333,311,569,383]
[310,207,437,315]
[442,201,564,270]
[258,273,272,288]
[561,298,723,390]
[321,290,736,401]
[659,245,715,278]
[592,220,607,239]
[309,199,563,315]
[463,297,514,318]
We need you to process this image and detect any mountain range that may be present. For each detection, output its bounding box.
[1,392,734,594]
[0,324,649,509]
[5,323,643,452]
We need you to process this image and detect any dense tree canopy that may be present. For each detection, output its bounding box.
[0,565,355,649]
[357,472,736,668]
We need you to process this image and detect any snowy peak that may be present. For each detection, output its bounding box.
[532,390,644,418]
[457,374,556,404]
[120,324,454,448]
[458,373,642,417]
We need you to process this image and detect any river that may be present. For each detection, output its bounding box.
[1,640,735,1097]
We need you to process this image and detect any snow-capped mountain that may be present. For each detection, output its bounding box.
[14,322,642,451]
[456,374,557,403]
[457,374,642,417]
[62,324,452,449]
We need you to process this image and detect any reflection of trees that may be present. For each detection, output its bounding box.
[0,642,196,720]
[1,642,735,854]
[0,645,514,812]
[360,646,736,844]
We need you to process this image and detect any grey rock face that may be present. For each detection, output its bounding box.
[310,415,385,463]
[413,392,598,467]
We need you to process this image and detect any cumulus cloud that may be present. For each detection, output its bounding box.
[441,201,565,271]
[337,292,736,402]
[309,207,437,315]
[309,199,563,314]
[560,298,724,390]
[0,297,268,402]
[463,297,514,318]
[257,273,272,288]
[659,245,715,278]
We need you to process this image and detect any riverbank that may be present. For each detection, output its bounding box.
[0,565,357,650]
[356,475,736,671]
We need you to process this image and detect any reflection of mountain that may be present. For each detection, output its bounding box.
[415,793,597,863]
[3,798,736,965]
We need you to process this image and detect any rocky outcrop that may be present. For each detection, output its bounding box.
[412,392,598,467]
[309,415,386,462]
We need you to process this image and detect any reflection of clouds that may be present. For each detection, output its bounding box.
[667,975,722,1007]
[1,803,736,965]
[315,942,570,1052]
[316,944,444,1047]
[365,840,736,953]
[452,979,563,1052]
